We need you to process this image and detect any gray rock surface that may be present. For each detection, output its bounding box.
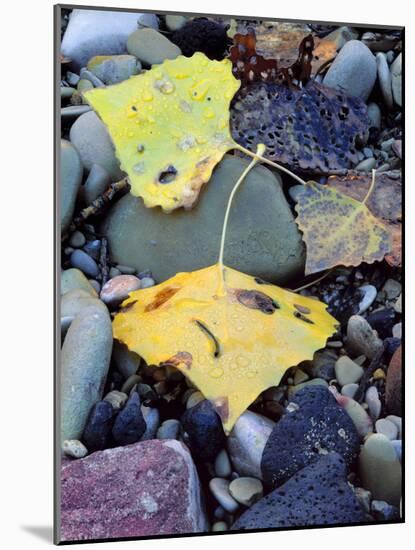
[70,111,123,181]
[61,9,158,70]
[390,53,402,107]
[323,40,376,101]
[61,305,113,444]
[102,156,306,284]
[127,28,181,66]
[87,54,141,85]
[60,140,83,232]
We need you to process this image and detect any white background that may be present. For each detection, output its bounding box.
[1,0,412,548]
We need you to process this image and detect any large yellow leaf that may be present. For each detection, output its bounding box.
[295,182,392,275]
[84,53,240,212]
[113,263,337,433]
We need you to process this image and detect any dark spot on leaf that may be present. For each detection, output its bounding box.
[145,286,180,312]
[234,289,279,314]
[131,105,137,111]
[294,311,314,324]
[158,165,178,184]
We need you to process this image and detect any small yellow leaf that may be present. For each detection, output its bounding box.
[84,52,240,212]
[113,264,337,433]
[295,182,392,275]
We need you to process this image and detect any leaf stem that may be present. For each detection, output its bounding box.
[363,169,376,205]
[218,144,265,275]
[292,269,333,292]
[235,143,308,186]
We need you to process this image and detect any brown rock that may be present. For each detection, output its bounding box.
[385,345,402,415]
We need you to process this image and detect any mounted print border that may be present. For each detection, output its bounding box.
[54,4,405,544]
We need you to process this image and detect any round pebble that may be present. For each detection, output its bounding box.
[109,267,122,278]
[104,390,128,411]
[355,158,376,171]
[100,275,141,308]
[69,231,86,248]
[214,449,232,478]
[121,374,141,395]
[347,315,383,359]
[209,478,239,513]
[70,249,99,278]
[116,264,136,275]
[357,284,377,314]
[341,383,359,399]
[335,355,364,386]
[229,477,263,507]
[140,277,155,289]
[212,521,228,532]
[63,439,88,459]
[359,433,401,506]
[375,418,398,440]
[386,415,401,439]
[157,419,181,440]
[376,52,393,109]
[392,322,402,339]
[365,386,381,420]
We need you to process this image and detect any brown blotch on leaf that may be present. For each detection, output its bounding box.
[234,289,279,314]
[145,286,180,312]
[161,351,193,371]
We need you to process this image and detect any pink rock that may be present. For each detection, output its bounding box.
[99,274,140,308]
[60,439,208,542]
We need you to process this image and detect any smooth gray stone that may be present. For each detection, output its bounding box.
[390,53,402,107]
[70,249,99,278]
[127,28,181,65]
[376,53,393,110]
[60,140,83,232]
[165,15,187,32]
[323,40,376,101]
[70,111,123,181]
[61,305,113,443]
[87,54,141,85]
[61,289,107,321]
[367,102,381,128]
[112,340,141,378]
[61,105,92,118]
[61,268,98,297]
[61,9,158,70]
[102,156,306,284]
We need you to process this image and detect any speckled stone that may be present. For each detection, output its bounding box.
[233,453,367,530]
[261,386,360,489]
[60,440,208,541]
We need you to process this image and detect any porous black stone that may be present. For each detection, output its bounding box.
[181,399,226,462]
[261,386,360,489]
[171,18,231,60]
[82,400,114,452]
[232,453,368,530]
[111,391,146,446]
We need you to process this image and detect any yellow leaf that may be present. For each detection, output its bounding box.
[295,181,392,275]
[84,52,240,212]
[113,264,338,433]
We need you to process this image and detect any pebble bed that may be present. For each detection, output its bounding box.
[59,9,403,540]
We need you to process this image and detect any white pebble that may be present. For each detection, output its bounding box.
[376,418,398,440]
[365,386,382,420]
[209,478,239,513]
[215,449,232,478]
[358,284,377,314]
[63,439,88,458]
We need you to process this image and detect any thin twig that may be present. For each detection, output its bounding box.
[99,236,109,285]
[64,178,129,239]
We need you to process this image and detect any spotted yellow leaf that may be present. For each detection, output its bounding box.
[84,52,240,212]
[113,263,337,433]
[295,181,392,275]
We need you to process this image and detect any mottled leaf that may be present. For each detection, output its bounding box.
[231,81,369,172]
[113,264,337,433]
[85,52,240,212]
[295,182,392,275]
[326,171,402,267]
